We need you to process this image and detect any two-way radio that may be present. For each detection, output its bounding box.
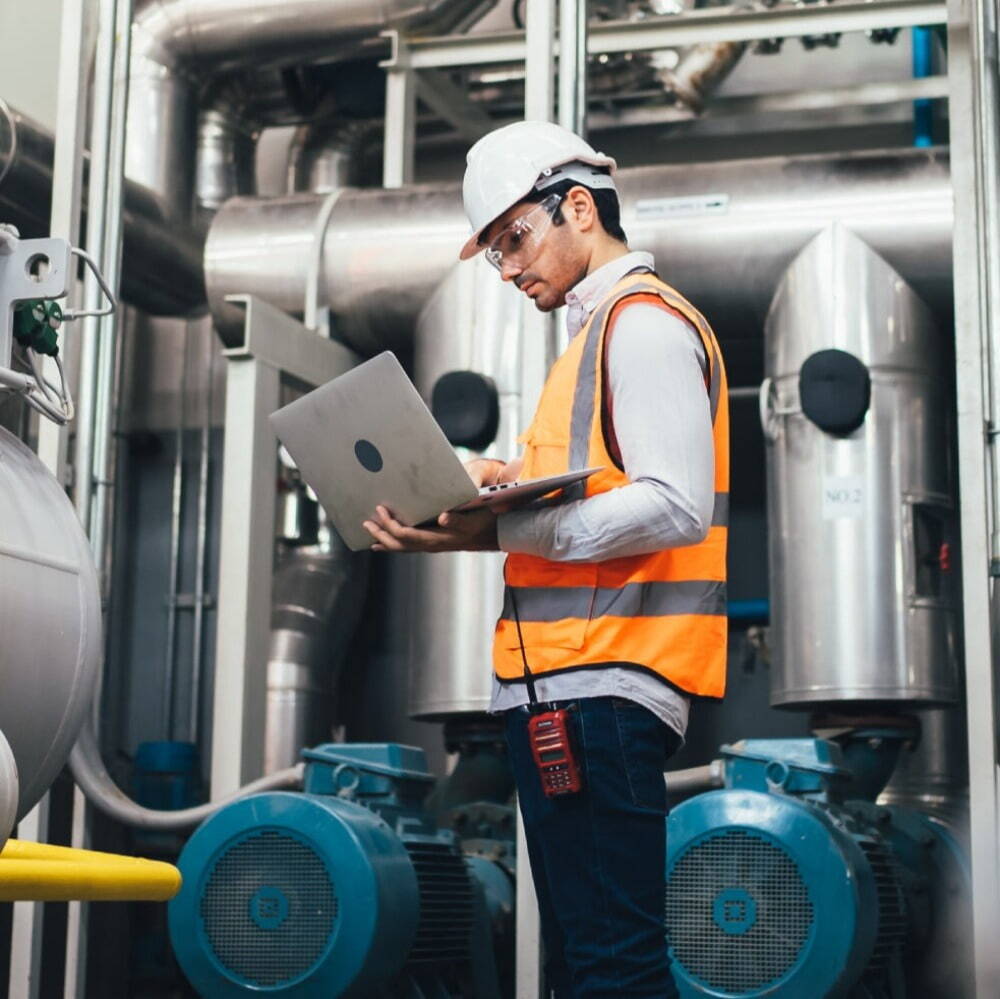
[508,586,584,798]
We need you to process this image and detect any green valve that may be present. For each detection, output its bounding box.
[13,299,62,356]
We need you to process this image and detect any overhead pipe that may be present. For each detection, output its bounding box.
[659,40,748,114]
[286,117,383,194]
[206,147,953,356]
[127,0,496,220]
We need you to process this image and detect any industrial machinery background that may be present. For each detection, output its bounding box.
[763,225,958,708]
[665,738,970,999]
[168,743,513,998]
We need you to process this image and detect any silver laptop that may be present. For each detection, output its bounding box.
[270,351,598,551]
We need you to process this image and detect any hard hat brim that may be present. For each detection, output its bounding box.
[459,230,487,261]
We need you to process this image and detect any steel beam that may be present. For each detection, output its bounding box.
[386,0,947,70]
[415,68,494,143]
[947,0,1000,987]
[209,296,358,795]
[558,0,588,136]
[382,36,418,189]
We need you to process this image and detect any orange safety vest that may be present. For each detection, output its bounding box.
[493,271,730,698]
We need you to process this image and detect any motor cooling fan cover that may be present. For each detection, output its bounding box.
[665,790,879,998]
[168,792,419,997]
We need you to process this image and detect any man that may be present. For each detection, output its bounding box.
[364,121,729,998]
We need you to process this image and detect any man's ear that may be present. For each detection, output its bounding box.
[564,185,597,232]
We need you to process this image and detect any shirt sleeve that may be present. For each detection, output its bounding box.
[496,302,715,562]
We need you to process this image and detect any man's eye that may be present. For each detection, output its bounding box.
[508,230,524,250]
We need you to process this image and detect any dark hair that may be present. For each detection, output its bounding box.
[523,174,628,244]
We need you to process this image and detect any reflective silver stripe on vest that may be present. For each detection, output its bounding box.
[712,492,730,527]
[501,579,727,623]
[561,278,724,501]
[563,289,624,501]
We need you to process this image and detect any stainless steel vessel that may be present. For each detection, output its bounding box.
[0,428,102,820]
[764,225,959,707]
[407,259,525,718]
[206,148,953,353]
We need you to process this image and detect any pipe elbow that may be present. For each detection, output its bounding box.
[131,0,194,71]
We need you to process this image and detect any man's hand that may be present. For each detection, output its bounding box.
[465,456,524,487]
[364,505,499,553]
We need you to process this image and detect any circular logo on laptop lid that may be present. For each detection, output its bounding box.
[354,439,383,473]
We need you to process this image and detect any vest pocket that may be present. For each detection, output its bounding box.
[518,425,570,482]
[501,564,598,653]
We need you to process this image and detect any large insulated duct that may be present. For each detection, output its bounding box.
[0,107,204,316]
[205,148,953,354]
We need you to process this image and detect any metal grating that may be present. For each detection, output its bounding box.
[665,829,815,993]
[200,829,338,988]
[404,840,476,964]
[858,838,907,971]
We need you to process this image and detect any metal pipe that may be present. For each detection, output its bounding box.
[664,759,725,794]
[162,323,188,741]
[73,0,118,541]
[89,0,133,592]
[68,718,303,831]
[0,107,205,315]
[127,0,491,219]
[189,329,214,745]
[0,841,180,903]
[660,40,748,115]
[558,0,588,136]
[286,118,381,194]
[206,148,953,355]
[263,537,369,773]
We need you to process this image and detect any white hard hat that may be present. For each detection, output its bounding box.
[459,121,617,260]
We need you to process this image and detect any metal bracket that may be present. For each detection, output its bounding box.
[210,295,360,795]
[0,230,72,368]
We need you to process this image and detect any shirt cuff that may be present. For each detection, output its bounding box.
[496,509,541,554]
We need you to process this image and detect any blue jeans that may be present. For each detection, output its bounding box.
[505,696,682,999]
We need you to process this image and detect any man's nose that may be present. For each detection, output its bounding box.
[500,259,522,282]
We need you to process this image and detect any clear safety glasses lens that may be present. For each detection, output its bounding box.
[484,194,563,273]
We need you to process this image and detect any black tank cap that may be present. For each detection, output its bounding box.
[431,370,500,452]
[798,349,871,436]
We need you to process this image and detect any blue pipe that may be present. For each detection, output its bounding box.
[912,27,934,147]
[727,600,770,624]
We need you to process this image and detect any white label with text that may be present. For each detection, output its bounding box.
[823,476,864,520]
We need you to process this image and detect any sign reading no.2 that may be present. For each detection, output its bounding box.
[822,476,864,520]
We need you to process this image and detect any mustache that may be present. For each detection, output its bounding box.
[515,272,539,290]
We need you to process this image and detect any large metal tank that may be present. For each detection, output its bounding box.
[0,427,102,820]
[763,225,959,707]
[407,258,527,718]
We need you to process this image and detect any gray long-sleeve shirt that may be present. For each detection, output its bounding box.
[490,251,717,738]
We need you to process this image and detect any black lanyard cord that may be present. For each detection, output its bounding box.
[506,585,539,707]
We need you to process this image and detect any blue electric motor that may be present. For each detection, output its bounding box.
[665,739,970,999]
[168,744,511,998]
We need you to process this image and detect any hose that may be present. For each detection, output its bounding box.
[69,719,303,831]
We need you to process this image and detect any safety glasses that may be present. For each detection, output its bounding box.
[483,193,564,273]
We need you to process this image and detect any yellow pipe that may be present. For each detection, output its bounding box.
[0,840,181,902]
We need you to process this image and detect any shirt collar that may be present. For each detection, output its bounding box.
[564,250,656,338]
